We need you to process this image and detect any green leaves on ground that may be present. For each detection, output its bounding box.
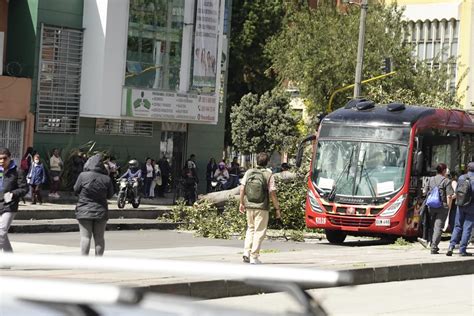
[169,171,309,240]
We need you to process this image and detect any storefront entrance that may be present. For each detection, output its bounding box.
[160,123,187,190]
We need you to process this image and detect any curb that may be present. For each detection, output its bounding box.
[135,259,474,299]
[15,209,171,220]
[10,222,180,233]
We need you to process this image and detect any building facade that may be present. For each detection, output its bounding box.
[393,0,474,109]
[0,0,33,163]
[5,0,230,192]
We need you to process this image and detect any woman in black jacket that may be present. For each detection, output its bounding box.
[74,154,114,256]
[0,148,28,253]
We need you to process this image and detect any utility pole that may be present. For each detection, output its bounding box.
[353,0,368,98]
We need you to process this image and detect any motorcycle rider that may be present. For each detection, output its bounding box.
[119,159,142,201]
[213,162,230,190]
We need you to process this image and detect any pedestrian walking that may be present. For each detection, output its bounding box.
[239,152,281,264]
[0,147,28,253]
[27,154,47,204]
[73,154,114,256]
[422,163,454,254]
[446,162,474,256]
[49,148,63,198]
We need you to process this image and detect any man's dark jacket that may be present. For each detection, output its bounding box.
[0,161,28,213]
[74,154,114,220]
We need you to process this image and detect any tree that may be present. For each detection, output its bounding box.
[266,1,465,117]
[225,0,286,146]
[230,90,299,155]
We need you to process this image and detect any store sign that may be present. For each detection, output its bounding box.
[123,88,218,124]
[192,0,219,88]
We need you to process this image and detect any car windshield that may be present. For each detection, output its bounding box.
[312,140,408,198]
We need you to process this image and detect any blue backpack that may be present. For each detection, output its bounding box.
[426,185,443,208]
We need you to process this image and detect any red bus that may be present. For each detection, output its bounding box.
[296,99,474,244]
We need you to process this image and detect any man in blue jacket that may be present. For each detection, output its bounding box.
[446,162,474,256]
[0,148,28,253]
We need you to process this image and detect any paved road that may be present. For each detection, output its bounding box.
[9,230,392,251]
[204,275,474,315]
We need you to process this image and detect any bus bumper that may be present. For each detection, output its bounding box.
[306,211,418,237]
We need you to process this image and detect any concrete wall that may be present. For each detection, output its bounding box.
[0,76,34,149]
[80,0,128,118]
[6,0,38,78]
[0,0,8,70]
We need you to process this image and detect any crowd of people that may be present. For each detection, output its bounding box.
[418,162,474,256]
[3,144,472,262]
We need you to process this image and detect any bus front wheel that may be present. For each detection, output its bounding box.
[325,230,347,244]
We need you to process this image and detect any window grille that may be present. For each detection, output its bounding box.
[405,19,459,90]
[36,24,83,134]
[0,120,24,163]
[95,119,153,137]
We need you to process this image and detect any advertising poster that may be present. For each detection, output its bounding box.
[192,0,220,88]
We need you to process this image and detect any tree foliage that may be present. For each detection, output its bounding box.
[266,1,464,116]
[225,0,286,145]
[230,90,299,155]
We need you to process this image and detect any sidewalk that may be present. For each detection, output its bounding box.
[2,238,473,299]
[24,190,175,207]
[13,192,176,233]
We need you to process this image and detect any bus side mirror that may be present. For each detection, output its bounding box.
[414,151,424,176]
[296,135,317,168]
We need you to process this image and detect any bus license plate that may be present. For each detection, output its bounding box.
[375,218,390,226]
[315,217,326,225]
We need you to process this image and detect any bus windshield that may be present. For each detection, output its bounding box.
[312,140,408,198]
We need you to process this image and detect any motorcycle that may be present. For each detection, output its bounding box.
[210,178,228,192]
[117,178,141,209]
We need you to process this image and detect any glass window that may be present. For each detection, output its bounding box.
[426,42,433,59]
[319,125,411,143]
[313,141,408,198]
[450,40,458,57]
[434,41,441,57]
[125,0,185,90]
[417,43,425,60]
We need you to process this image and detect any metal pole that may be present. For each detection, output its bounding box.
[353,0,368,98]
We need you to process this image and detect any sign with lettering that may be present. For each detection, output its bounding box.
[123,88,218,124]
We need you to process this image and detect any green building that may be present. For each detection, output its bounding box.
[6,0,230,192]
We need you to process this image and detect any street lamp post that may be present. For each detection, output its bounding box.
[353,0,368,98]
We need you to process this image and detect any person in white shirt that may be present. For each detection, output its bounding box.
[142,158,154,199]
[214,162,229,188]
[149,159,161,198]
[49,148,63,198]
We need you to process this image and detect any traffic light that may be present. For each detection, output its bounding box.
[381,57,392,74]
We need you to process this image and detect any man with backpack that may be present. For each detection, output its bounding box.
[239,152,281,264]
[446,162,474,256]
[422,163,454,254]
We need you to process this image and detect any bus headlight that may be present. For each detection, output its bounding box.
[380,194,406,217]
[308,190,323,213]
